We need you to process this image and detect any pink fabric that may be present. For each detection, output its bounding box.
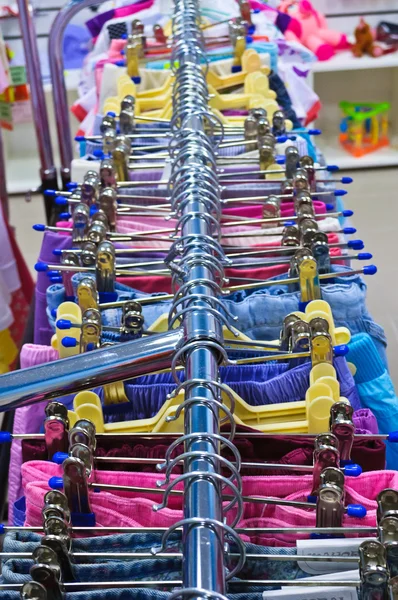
[22,461,392,546]
[8,344,59,522]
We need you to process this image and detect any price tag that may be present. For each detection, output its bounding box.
[296,538,370,575]
[262,569,359,600]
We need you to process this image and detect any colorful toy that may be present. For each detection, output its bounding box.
[351,18,383,58]
[339,101,390,157]
[278,0,348,61]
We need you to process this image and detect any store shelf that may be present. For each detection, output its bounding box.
[311,50,398,73]
[316,135,398,169]
[43,69,81,93]
[6,156,41,194]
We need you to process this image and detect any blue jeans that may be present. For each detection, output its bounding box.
[2,531,307,592]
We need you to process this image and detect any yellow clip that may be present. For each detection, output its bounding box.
[305,300,351,347]
[207,49,269,90]
[126,39,140,80]
[51,302,81,359]
[244,71,276,100]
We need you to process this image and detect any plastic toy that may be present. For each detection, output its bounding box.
[278,0,348,61]
[339,101,390,157]
[351,18,383,58]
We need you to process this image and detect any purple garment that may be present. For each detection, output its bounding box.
[34,230,167,345]
[352,408,379,435]
[85,0,147,38]
[34,232,72,345]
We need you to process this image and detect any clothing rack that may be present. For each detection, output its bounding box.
[1,1,396,597]
[48,0,101,189]
[0,1,240,594]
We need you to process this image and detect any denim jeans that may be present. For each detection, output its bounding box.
[2,531,307,592]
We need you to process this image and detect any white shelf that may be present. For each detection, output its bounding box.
[311,50,398,74]
[6,156,41,194]
[316,135,398,169]
[43,69,81,93]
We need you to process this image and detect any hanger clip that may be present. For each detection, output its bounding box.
[100,158,117,189]
[311,433,339,495]
[330,401,355,465]
[359,540,389,600]
[72,203,90,245]
[77,277,99,312]
[315,466,345,529]
[96,241,116,295]
[80,309,102,353]
[285,145,300,180]
[44,403,70,459]
[121,301,144,336]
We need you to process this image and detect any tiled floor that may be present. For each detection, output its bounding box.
[9,168,398,387]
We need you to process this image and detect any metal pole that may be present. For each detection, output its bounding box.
[48,0,102,188]
[16,0,58,221]
[0,126,9,221]
[163,2,240,598]
[0,328,182,411]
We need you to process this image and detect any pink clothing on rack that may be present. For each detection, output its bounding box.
[22,461,394,545]
[8,344,59,523]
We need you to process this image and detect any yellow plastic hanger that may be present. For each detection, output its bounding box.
[207,49,270,90]
[51,302,82,359]
[244,71,276,100]
[69,359,343,434]
[51,301,129,404]
[304,300,351,347]
[69,299,350,432]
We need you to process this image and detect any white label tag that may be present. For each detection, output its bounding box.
[262,586,357,600]
[296,538,370,575]
[262,570,359,600]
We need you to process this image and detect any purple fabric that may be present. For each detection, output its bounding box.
[275,11,293,34]
[34,232,72,345]
[85,8,116,37]
[353,408,379,434]
[85,0,149,38]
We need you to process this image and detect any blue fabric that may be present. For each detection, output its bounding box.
[269,71,300,129]
[12,497,25,527]
[46,266,387,368]
[2,531,307,591]
[348,332,398,469]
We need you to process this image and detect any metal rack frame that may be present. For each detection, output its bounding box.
[16,0,58,220]
[0,1,239,595]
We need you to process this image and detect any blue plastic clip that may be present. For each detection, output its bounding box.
[343,463,362,477]
[333,344,349,357]
[35,262,48,272]
[61,337,78,348]
[52,452,68,464]
[346,504,366,518]
[363,265,377,275]
[347,239,364,250]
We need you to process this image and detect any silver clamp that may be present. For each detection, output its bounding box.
[359,540,390,600]
[315,466,345,528]
[44,403,69,459]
